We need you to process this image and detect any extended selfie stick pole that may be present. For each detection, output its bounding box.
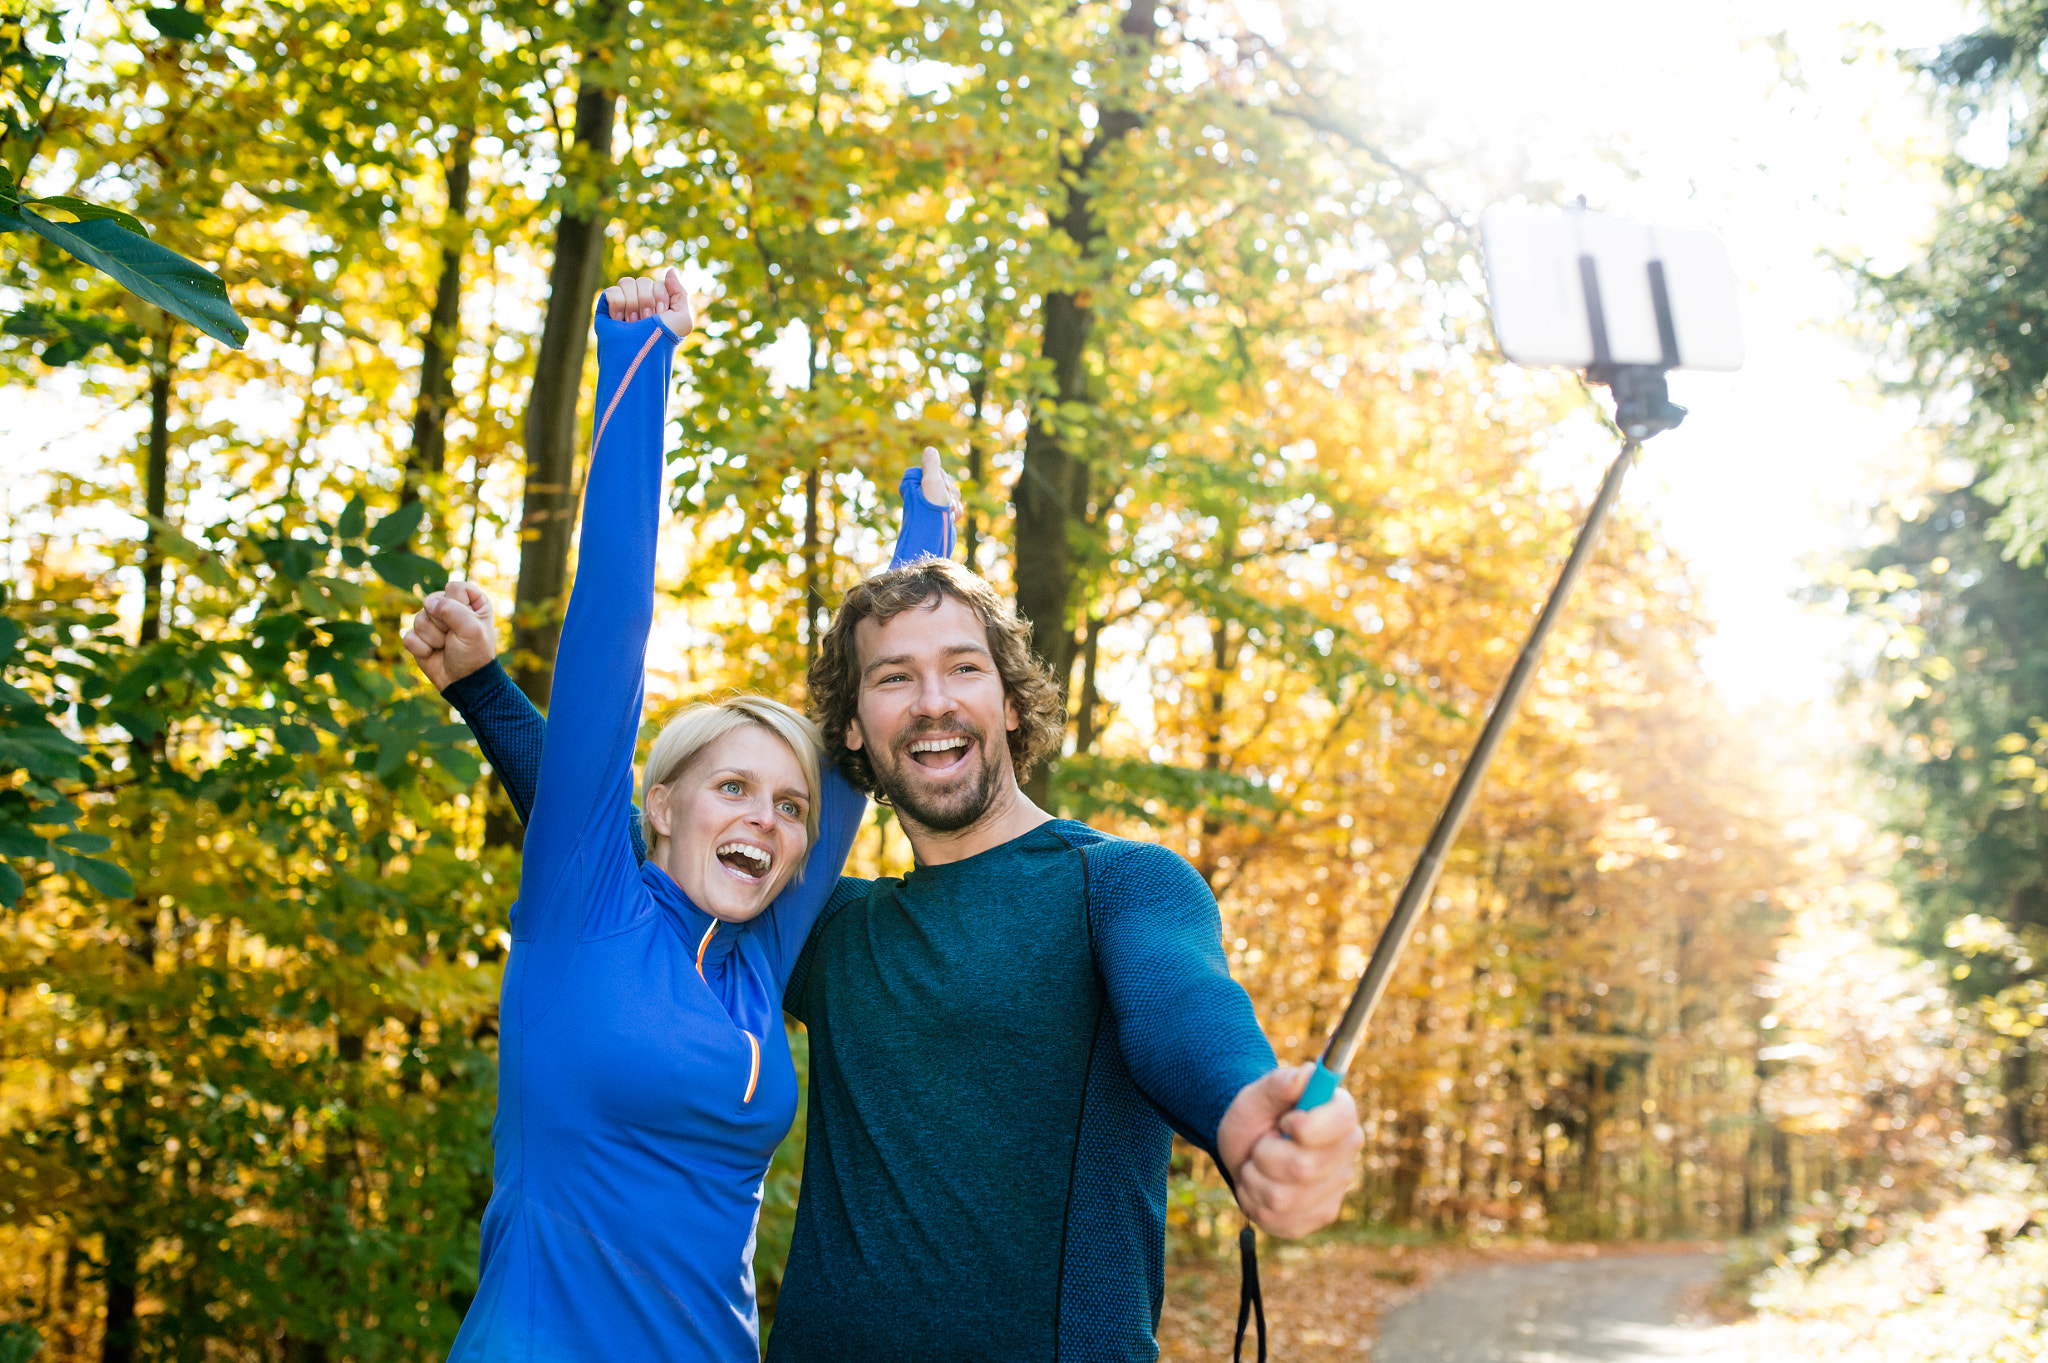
[1296,366,1685,1111]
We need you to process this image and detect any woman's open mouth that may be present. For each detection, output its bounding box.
[715,842,772,882]
[906,735,972,773]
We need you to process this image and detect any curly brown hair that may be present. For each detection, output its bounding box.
[806,558,1066,799]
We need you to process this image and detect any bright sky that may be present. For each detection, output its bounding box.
[1353,0,1969,710]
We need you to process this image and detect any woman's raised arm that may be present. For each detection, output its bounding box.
[509,274,689,1000]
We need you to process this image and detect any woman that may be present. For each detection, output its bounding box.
[439,270,952,1362]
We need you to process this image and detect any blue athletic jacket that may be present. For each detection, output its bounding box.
[444,300,950,1363]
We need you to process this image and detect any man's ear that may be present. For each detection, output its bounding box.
[646,785,674,839]
[843,720,864,753]
[1005,695,1019,733]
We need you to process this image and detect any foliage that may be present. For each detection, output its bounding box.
[1835,0,2048,1164]
[0,0,1845,1354]
[1724,1158,2048,1362]
[1833,487,2048,1046]
[0,7,245,352]
[1860,2,2048,568]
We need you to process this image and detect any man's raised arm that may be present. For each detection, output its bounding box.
[399,582,635,854]
[1086,840,1363,1238]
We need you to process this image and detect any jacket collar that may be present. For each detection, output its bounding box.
[640,861,747,970]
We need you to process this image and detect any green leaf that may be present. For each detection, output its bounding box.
[276,724,319,755]
[144,7,208,40]
[0,208,246,349]
[0,825,46,859]
[435,749,482,786]
[54,831,111,854]
[374,739,412,782]
[20,196,148,236]
[0,862,23,908]
[0,1318,42,1363]
[3,303,144,366]
[69,854,134,899]
[369,550,446,594]
[366,500,426,550]
[336,494,367,540]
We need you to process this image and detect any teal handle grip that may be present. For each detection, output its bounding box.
[1297,1061,1343,1110]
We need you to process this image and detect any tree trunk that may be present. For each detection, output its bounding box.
[402,128,475,519]
[1072,615,1103,754]
[138,329,172,646]
[109,347,167,1354]
[99,1224,139,1363]
[1012,1,1155,803]
[2004,1042,2033,1156]
[963,357,990,569]
[1014,286,1090,692]
[803,463,823,667]
[510,75,618,708]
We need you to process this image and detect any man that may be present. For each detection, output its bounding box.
[404,505,1362,1360]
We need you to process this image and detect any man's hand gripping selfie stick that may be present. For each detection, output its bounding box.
[1296,201,1737,1113]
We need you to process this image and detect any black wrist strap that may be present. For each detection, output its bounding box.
[1232,1225,1267,1363]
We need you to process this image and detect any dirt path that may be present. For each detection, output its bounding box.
[1155,1242,1731,1361]
[1375,1251,1729,1361]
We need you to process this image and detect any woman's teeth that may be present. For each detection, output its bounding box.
[715,842,771,879]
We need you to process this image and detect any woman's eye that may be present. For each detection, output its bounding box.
[778,801,800,817]
[720,780,743,795]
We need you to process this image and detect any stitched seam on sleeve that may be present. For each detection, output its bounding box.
[592,330,665,455]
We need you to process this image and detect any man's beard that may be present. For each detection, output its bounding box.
[870,727,1003,833]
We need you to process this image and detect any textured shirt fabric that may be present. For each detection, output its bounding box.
[765,821,1275,1362]
[442,304,949,1363]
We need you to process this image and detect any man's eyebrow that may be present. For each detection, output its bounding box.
[861,653,914,679]
[860,642,994,679]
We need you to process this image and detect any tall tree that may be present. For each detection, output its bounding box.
[402,128,475,514]
[509,47,617,707]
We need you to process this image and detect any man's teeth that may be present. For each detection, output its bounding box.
[716,842,771,873]
[910,737,968,754]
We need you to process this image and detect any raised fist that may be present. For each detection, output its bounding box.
[401,580,500,692]
[603,269,697,339]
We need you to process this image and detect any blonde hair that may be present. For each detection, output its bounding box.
[640,696,824,863]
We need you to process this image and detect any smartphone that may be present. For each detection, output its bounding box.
[1481,206,1743,372]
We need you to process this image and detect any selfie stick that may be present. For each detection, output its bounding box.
[1297,307,1691,1113]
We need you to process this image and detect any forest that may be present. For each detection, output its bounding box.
[0,0,2039,1360]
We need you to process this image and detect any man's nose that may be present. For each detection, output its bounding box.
[910,668,956,717]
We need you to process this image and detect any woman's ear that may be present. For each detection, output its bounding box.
[646,784,674,840]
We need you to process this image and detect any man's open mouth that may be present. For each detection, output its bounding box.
[715,842,771,882]
[906,735,973,772]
